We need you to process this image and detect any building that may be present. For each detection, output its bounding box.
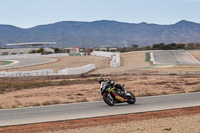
[64,47,80,53]
[0,42,56,55]
[93,47,117,52]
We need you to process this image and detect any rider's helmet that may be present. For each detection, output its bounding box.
[110,80,115,87]
[105,79,114,85]
[98,75,105,84]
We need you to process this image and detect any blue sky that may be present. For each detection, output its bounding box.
[0,0,200,28]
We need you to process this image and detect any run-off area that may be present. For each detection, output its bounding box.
[152,50,200,65]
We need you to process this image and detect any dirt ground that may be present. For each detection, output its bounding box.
[146,65,200,75]
[1,107,200,133]
[1,51,200,133]
[5,51,151,74]
[89,51,200,75]
[6,56,110,72]
[0,75,200,109]
[4,51,200,75]
[1,51,200,109]
[189,50,200,61]
[0,51,153,109]
[90,51,151,75]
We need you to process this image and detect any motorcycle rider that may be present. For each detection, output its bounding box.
[98,75,124,91]
[98,75,136,106]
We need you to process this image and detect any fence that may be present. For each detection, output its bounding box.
[58,64,96,75]
[0,69,54,77]
[91,51,120,67]
[0,64,96,78]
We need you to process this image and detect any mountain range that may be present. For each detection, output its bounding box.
[0,20,200,48]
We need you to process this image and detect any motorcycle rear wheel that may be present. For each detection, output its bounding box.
[126,91,136,104]
[103,93,115,106]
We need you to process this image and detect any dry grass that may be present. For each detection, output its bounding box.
[0,77,98,93]
[1,51,200,109]
[0,80,54,93]
[0,75,200,109]
[189,87,200,93]
[42,100,61,106]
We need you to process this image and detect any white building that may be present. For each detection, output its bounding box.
[0,42,56,55]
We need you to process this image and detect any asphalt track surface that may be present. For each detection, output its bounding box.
[0,58,57,70]
[152,50,200,65]
[0,92,200,127]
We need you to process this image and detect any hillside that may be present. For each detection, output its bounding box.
[0,20,200,48]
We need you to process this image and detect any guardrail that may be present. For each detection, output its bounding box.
[91,51,120,67]
[0,64,96,78]
[58,64,96,75]
[150,52,155,64]
[0,69,54,77]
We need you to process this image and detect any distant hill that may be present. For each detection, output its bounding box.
[0,20,200,48]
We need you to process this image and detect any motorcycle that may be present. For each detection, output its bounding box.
[100,81,136,106]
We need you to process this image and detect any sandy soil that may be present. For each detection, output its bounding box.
[89,51,200,75]
[144,51,200,75]
[56,112,200,133]
[1,107,200,133]
[1,51,200,133]
[1,51,200,109]
[51,112,200,133]
[0,51,155,109]
[0,75,200,109]
[146,65,200,75]
[3,51,200,75]
[189,50,200,61]
[4,51,152,75]
[6,56,110,72]
[90,51,151,75]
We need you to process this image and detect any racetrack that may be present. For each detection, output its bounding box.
[0,60,13,66]
[152,50,200,65]
[0,92,200,127]
[0,58,57,70]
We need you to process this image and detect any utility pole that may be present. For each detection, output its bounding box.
[82,38,85,52]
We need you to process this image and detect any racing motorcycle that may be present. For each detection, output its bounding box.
[99,81,136,106]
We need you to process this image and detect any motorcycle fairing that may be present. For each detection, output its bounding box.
[113,93,127,102]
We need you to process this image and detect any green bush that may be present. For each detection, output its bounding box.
[37,48,44,53]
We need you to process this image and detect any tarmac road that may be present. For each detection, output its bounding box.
[0,58,57,70]
[0,92,200,127]
[152,50,200,65]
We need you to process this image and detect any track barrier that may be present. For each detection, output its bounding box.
[58,64,95,75]
[0,64,95,78]
[69,53,82,56]
[91,51,120,67]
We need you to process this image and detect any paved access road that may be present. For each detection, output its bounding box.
[0,58,57,70]
[0,92,200,127]
[152,50,200,65]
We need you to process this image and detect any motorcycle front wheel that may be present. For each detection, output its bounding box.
[126,91,136,104]
[103,93,115,106]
